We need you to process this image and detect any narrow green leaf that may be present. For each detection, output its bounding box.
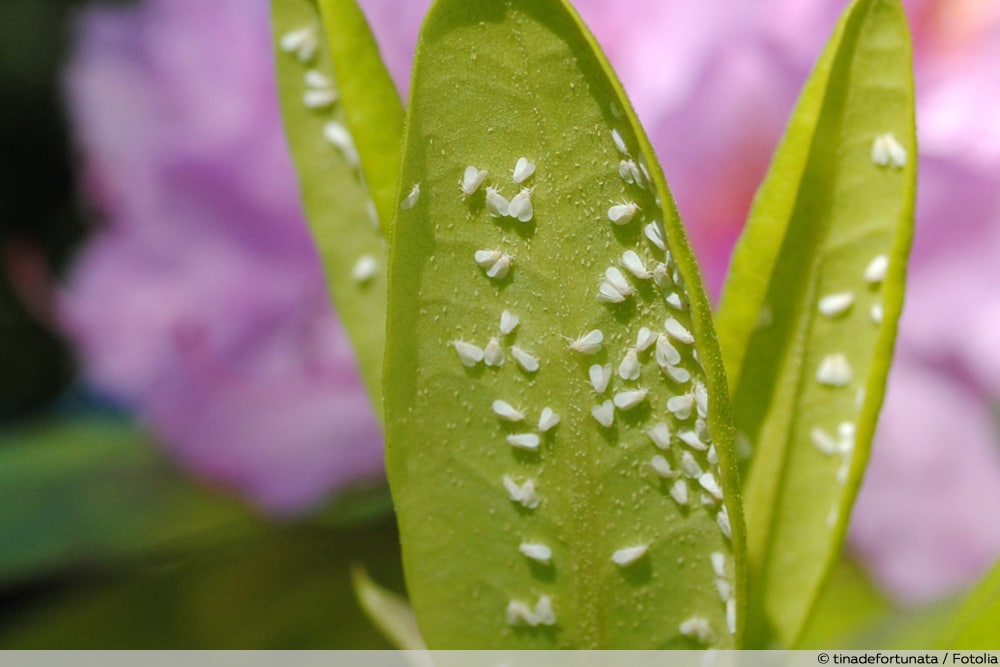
[853,600,960,650]
[935,559,1000,649]
[315,0,404,233]
[272,0,402,415]
[798,557,893,648]
[352,563,427,650]
[713,0,916,647]
[385,0,744,649]
[0,419,258,584]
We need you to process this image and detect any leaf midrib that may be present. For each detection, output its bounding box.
[505,4,607,647]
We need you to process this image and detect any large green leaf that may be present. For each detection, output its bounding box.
[713,0,916,647]
[0,519,405,648]
[0,419,257,584]
[935,558,1000,649]
[384,0,744,649]
[272,0,403,416]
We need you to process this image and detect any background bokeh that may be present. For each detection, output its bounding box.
[1,0,998,647]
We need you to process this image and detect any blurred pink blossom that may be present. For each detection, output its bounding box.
[63,0,1000,602]
[62,0,383,514]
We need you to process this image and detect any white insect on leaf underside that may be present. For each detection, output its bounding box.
[519,542,552,564]
[816,353,853,386]
[280,26,318,63]
[461,166,489,198]
[569,329,604,355]
[650,455,672,477]
[618,348,641,381]
[511,346,539,373]
[475,249,502,267]
[487,254,512,279]
[644,221,666,251]
[670,479,688,505]
[537,407,560,432]
[870,133,907,169]
[502,475,540,509]
[636,327,657,352]
[499,309,519,335]
[492,399,524,422]
[592,400,615,427]
[655,334,681,368]
[604,266,634,295]
[506,595,556,627]
[589,363,612,394]
[613,388,648,410]
[610,128,628,155]
[507,188,534,223]
[303,88,337,109]
[679,616,713,644]
[400,183,420,209]
[485,186,509,217]
[598,281,627,303]
[484,337,505,367]
[667,393,694,420]
[611,544,649,567]
[452,340,484,367]
[646,422,671,449]
[865,254,889,284]
[608,201,639,225]
[323,121,359,167]
[621,250,651,280]
[351,254,378,284]
[512,157,536,184]
[664,317,695,344]
[818,291,854,317]
[507,433,540,450]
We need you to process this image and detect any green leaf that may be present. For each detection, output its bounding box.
[798,556,893,648]
[713,0,916,647]
[935,558,1000,649]
[315,0,405,233]
[384,0,744,649]
[0,519,406,648]
[854,600,960,650]
[352,563,427,649]
[272,0,403,417]
[0,419,258,584]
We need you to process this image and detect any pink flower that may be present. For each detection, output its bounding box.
[62,0,382,514]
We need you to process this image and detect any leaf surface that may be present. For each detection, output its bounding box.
[935,558,1000,649]
[352,564,427,650]
[272,0,402,415]
[713,0,916,647]
[798,557,893,648]
[384,0,744,648]
[315,0,404,232]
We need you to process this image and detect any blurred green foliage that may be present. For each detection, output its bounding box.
[0,0,407,648]
[0,418,400,647]
[0,419,259,584]
[0,521,404,648]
